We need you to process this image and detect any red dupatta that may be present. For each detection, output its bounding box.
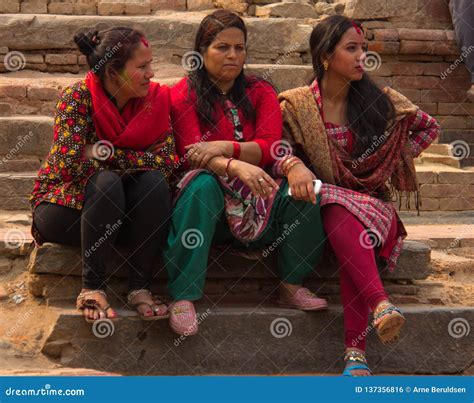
[85,71,171,150]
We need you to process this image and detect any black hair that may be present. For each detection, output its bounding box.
[188,9,259,127]
[309,15,395,157]
[74,26,146,80]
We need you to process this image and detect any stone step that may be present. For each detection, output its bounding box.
[438,130,474,169]
[0,159,40,173]
[27,240,431,303]
[0,171,36,210]
[0,14,463,72]
[0,116,52,161]
[424,143,452,156]
[0,65,314,116]
[2,0,194,15]
[419,152,461,168]
[40,303,474,374]
[0,13,311,67]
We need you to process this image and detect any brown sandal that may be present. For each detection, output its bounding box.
[76,290,119,323]
[127,289,169,321]
[373,301,405,344]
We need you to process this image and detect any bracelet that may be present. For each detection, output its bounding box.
[282,155,297,167]
[225,157,235,177]
[232,142,241,159]
[282,156,303,176]
[285,161,303,176]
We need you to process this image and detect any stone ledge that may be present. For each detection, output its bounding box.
[28,240,432,281]
[41,304,474,374]
[0,14,460,61]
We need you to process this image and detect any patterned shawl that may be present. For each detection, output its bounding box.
[278,83,420,204]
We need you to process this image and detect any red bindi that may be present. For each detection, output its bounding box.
[141,37,149,47]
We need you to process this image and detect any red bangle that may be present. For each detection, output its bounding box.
[225,157,235,177]
[232,142,241,159]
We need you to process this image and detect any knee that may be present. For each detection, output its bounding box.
[137,170,171,206]
[293,197,322,223]
[182,173,224,211]
[139,170,170,195]
[86,171,123,200]
[321,204,345,231]
[189,173,222,197]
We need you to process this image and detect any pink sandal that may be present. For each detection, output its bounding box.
[277,287,328,311]
[169,300,198,336]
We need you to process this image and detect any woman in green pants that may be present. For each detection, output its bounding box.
[164,10,327,336]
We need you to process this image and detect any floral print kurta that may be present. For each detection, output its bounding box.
[30,80,177,211]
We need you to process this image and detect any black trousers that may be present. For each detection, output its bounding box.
[33,170,171,290]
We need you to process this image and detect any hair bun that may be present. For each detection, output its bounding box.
[74,30,100,57]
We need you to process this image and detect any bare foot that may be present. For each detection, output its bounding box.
[77,289,118,322]
[128,290,168,318]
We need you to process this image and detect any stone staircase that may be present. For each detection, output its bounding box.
[23,239,474,375]
[0,0,473,375]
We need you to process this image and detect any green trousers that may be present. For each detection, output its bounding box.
[163,173,326,300]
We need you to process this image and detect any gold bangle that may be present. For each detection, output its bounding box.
[285,161,303,176]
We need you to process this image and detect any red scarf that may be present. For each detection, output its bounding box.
[85,71,171,150]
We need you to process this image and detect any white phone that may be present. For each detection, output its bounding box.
[288,179,322,196]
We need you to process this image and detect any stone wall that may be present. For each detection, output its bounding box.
[0,0,343,16]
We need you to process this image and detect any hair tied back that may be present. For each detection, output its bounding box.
[74,30,100,57]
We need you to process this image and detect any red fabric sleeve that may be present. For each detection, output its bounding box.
[170,78,203,170]
[248,81,283,167]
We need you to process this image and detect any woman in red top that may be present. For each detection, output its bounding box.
[163,10,328,336]
[30,27,177,323]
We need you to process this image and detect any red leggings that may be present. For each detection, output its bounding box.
[322,204,397,351]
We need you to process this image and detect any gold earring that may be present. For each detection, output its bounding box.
[323,60,329,71]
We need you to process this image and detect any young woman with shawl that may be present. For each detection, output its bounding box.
[278,16,440,376]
